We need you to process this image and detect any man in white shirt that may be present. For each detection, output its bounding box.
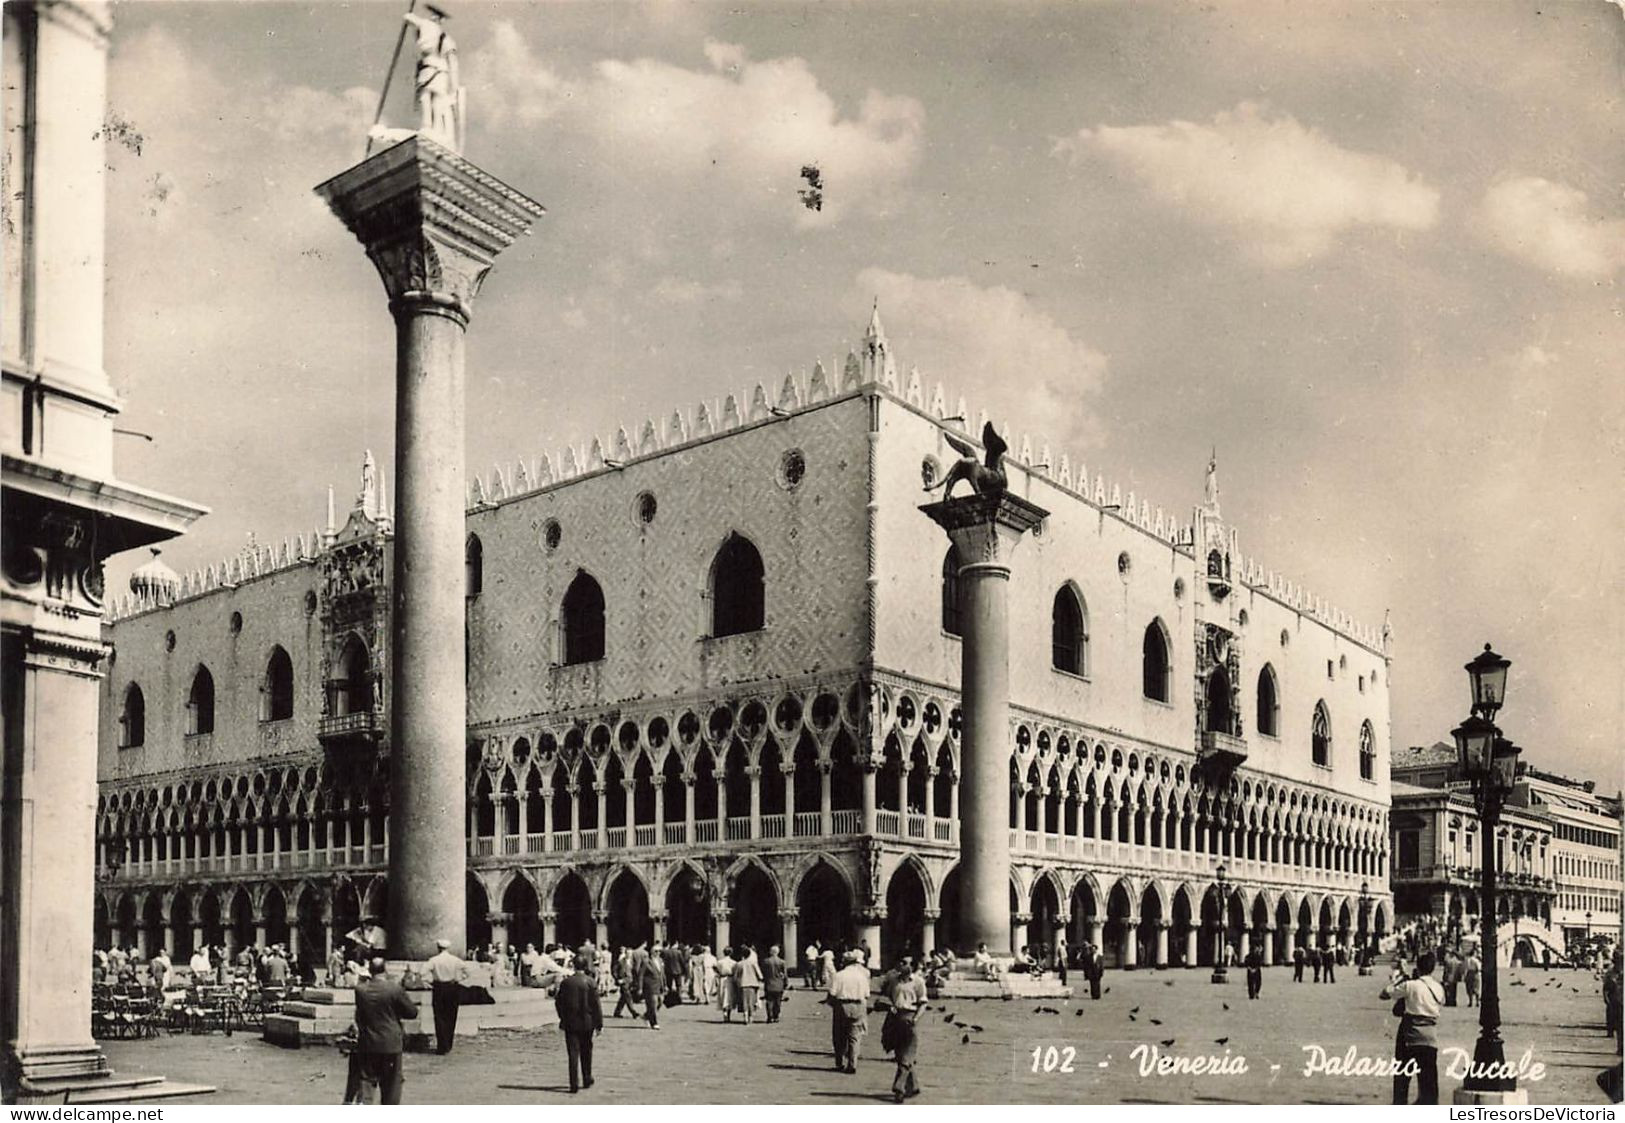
[1391,950,1445,1105]
[425,938,464,1055]
[827,949,871,1074]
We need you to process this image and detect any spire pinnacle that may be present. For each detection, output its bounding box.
[865,297,886,343]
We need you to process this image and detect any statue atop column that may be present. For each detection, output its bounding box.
[403,6,463,152]
[925,422,1009,502]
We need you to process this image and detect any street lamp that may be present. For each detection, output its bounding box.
[1451,643,1525,1105]
[1358,881,1373,975]
[1210,863,1229,984]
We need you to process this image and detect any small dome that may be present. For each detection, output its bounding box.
[129,547,179,603]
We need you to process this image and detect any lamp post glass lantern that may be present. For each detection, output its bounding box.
[1466,644,1510,716]
[1453,643,1525,1103]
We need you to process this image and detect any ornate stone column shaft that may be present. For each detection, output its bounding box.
[316,137,543,960]
[921,493,1046,955]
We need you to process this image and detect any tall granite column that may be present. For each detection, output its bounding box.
[317,137,543,960]
[921,493,1046,956]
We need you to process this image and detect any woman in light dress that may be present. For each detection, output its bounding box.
[714,946,737,1021]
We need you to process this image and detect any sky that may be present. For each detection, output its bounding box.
[98,1,1624,787]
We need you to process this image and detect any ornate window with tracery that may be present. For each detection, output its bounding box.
[1359,720,1376,780]
[1311,701,1331,767]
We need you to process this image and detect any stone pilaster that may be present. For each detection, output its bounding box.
[315,137,542,961]
[920,493,1047,955]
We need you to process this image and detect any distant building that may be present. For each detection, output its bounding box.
[1513,765,1622,953]
[1389,743,1623,962]
[1389,742,1555,961]
[93,312,1396,974]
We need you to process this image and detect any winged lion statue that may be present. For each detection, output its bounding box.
[924,422,1009,501]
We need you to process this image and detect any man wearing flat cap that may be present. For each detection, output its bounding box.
[426,937,465,1054]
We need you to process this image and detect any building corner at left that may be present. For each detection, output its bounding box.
[1,1,207,1101]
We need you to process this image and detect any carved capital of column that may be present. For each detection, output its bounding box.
[919,493,1049,576]
[486,911,511,925]
[922,909,942,922]
[315,137,545,326]
[778,908,800,921]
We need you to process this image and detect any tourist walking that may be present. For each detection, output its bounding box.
[734,946,764,1024]
[1441,949,1459,1006]
[614,944,645,1018]
[698,944,718,1004]
[1086,943,1105,1000]
[554,947,603,1094]
[1391,950,1444,1105]
[1321,946,1336,984]
[762,945,788,1023]
[882,957,927,1102]
[426,938,464,1054]
[819,943,837,994]
[639,942,665,1030]
[1053,934,1069,987]
[350,958,419,1105]
[827,949,871,1073]
[1462,950,1481,1007]
[662,940,687,1006]
[1293,943,1305,983]
[805,939,823,988]
[1244,944,1263,1000]
[715,946,738,1022]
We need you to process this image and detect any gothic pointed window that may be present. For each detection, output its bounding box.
[261,646,294,722]
[186,665,215,736]
[1205,664,1234,733]
[562,570,606,664]
[120,684,146,748]
[710,533,765,637]
[465,534,483,598]
[1256,664,1280,737]
[1051,584,1087,675]
[941,547,963,637]
[1359,720,1376,781]
[1142,619,1171,702]
[332,635,372,717]
[1312,701,1331,767]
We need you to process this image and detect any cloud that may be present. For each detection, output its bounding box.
[651,276,743,304]
[468,30,923,225]
[852,268,1108,447]
[1474,176,1625,280]
[468,19,573,127]
[1054,101,1440,265]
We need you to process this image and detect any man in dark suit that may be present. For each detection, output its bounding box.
[1293,943,1305,982]
[554,947,604,1093]
[661,940,686,1006]
[761,944,789,1023]
[351,957,420,1105]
